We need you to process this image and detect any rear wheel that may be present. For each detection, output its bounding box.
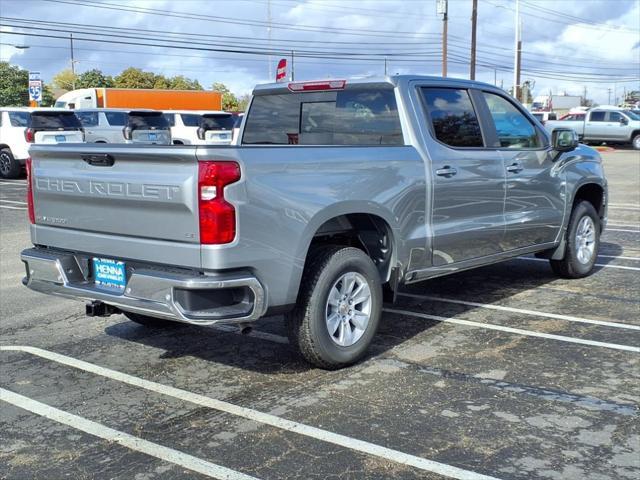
[0,148,22,179]
[550,200,600,278]
[123,311,184,328]
[632,134,640,150]
[285,246,382,369]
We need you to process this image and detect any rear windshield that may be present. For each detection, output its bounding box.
[181,113,202,127]
[242,87,403,145]
[9,112,31,127]
[127,112,170,130]
[30,111,82,130]
[200,114,235,131]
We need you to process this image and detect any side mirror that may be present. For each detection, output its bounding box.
[620,117,629,125]
[551,128,578,153]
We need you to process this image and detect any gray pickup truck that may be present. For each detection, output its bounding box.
[22,76,607,369]
[544,107,640,149]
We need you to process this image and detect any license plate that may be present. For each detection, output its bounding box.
[148,132,158,141]
[93,258,126,289]
[218,133,230,140]
[55,135,66,142]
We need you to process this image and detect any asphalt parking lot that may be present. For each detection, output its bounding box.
[1,150,639,480]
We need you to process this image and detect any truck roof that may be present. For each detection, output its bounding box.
[252,75,504,95]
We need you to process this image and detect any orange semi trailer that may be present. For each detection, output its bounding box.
[54,88,222,110]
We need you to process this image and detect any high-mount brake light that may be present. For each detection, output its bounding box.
[26,157,35,224]
[198,161,241,244]
[287,80,347,92]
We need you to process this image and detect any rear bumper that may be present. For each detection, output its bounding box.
[21,248,266,325]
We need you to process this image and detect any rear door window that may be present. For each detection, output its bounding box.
[104,111,128,126]
[589,111,606,122]
[9,112,30,127]
[421,88,484,148]
[75,111,99,127]
[181,114,202,127]
[30,112,82,130]
[163,113,176,126]
[481,92,541,149]
[242,87,403,145]
[127,112,170,130]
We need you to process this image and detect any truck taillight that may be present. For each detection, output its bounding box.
[122,126,132,140]
[24,128,34,143]
[198,161,241,244]
[26,157,35,224]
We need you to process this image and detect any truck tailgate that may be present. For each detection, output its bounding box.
[30,144,201,264]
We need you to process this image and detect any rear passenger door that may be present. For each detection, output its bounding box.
[585,111,608,140]
[420,87,506,266]
[479,91,564,249]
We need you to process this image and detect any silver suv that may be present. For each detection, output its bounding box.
[75,109,171,144]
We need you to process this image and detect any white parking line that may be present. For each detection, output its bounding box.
[0,346,501,480]
[608,206,640,211]
[0,181,26,186]
[608,203,640,208]
[0,388,258,480]
[383,309,640,353]
[398,293,640,331]
[0,199,27,205]
[517,257,640,271]
[0,205,26,210]
[607,228,640,233]
[598,254,640,261]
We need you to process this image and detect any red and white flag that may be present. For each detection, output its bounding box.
[276,58,287,82]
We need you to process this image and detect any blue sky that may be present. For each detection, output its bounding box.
[1,0,639,104]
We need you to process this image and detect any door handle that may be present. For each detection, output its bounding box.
[435,166,457,177]
[506,163,523,173]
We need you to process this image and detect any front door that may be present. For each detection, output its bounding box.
[420,87,506,266]
[479,91,564,250]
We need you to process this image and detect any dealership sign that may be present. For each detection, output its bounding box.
[276,59,287,82]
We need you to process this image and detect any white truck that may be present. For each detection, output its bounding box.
[545,107,640,149]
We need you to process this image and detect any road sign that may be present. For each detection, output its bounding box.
[29,71,41,81]
[436,0,447,15]
[29,80,42,102]
[276,59,287,82]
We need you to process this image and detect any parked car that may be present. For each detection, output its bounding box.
[197,113,235,144]
[545,107,640,149]
[22,76,607,369]
[75,109,171,145]
[530,111,557,125]
[162,111,221,145]
[0,108,84,178]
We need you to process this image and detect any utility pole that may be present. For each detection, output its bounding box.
[267,0,272,80]
[513,0,520,101]
[437,0,448,77]
[384,57,388,76]
[494,69,497,86]
[70,33,76,90]
[607,88,612,105]
[290,50,295,81]
[470,0,477,80]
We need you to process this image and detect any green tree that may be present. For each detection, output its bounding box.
[237,93,251,112]
[168,75,202,90]
[0,62,29,106]
[75,69,114,89]
[152,74,171,89]
[212,82,239,111]
[52,68,78,90]
[41,85,56,107]
[114,67,156,89]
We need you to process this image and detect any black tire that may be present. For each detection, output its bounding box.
[123,311,184,328]
[550,200,600,278]
[0,148,22,179]
[285,246,382,370]
[632,134,640,150]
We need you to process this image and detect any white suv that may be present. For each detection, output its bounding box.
[163,110,229,145]
[0,108,84,178]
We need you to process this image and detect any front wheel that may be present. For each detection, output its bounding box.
[632,134,640,150]
[550,200,600,278]
[285,247,382,369]
[0,149,22,179]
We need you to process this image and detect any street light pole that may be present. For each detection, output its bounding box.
[470,0,477,80]
[437,0,448,77]
[70,33,76,90]
[513,0,520,101]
